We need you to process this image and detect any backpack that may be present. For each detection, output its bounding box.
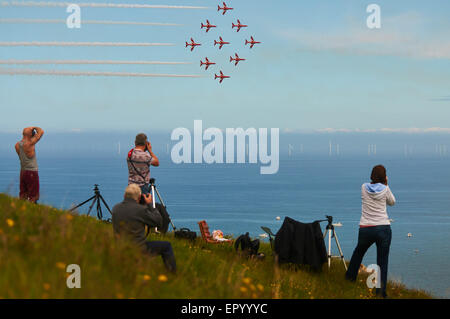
[234,232,260,256]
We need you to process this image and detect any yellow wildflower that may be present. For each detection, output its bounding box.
[240,286,248,293]
[6,219,14,227]
[158,274,168,282]
[143,275,151,281]
[56,262,66,270]
[257,284,264,292]
[242,277,251,285]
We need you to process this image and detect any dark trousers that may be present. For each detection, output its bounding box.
[345,225,392,297]
[145,241,177,273]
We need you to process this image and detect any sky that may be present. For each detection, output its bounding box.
[0,0,449,134]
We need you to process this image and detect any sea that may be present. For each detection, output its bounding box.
[1,139,450,298]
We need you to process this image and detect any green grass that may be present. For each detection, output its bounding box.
[0,194,433,299]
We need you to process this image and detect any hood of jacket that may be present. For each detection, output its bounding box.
[364,183,387,199]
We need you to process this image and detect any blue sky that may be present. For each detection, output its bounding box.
[0,0,449,133]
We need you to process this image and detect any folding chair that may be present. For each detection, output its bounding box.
[198,220,232,244]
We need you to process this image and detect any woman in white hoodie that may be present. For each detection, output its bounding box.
[345,165,396,298]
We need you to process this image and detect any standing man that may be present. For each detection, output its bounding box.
[127,133,159,194]
[15,127,44,203]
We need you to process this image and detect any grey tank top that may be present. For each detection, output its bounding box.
[18,141,38,171]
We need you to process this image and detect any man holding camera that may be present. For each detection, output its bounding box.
[15,126,44,203]
[127,133,159,195]
[112,184,177,273]
[127,133,171,234]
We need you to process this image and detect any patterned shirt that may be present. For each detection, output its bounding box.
[127,149,154,186]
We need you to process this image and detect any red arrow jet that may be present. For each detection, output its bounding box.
[245,36,261,48]
[185,38,201,51]
[201,20,216,33]
[217,2,233,15]
[214,36,230,49]
[232,19,248,32]
[215,70,230,83]
[230,53,246,66]
[200,57,216,70]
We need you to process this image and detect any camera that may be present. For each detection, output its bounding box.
[31,128,37,137]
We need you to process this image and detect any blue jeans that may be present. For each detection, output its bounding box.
[145,241,177,273]
[345,225,392,297]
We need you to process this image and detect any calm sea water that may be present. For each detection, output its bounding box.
[1,154,449,298]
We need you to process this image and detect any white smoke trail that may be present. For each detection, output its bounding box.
[0,18,182,26]
[0,59,190,65]
[0,67,203,78]
[1,1,209,9]
[0,41,174,47]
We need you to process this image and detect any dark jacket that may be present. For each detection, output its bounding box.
[274,217,327,270]
[112,198,162,248]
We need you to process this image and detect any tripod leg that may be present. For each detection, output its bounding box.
[97,198,103,220]
[99,195,112,214]
[151,185,156,209]
[333,232,348,271]
[154,187,166,207]
[153,185,176,231]
[87,197,98,216]
[323,229,332,269]
[69,195,96,212]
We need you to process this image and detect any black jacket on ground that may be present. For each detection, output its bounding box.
[274,217,327,270]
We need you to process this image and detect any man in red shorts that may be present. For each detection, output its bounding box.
[15,126,44,203]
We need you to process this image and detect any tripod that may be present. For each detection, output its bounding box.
[69,184,112,221]
[149,178,176,231]
[320,215,347,270]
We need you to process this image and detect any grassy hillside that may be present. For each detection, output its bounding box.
[0,194,432,299]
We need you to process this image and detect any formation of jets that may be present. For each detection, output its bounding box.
[186,2,261,83]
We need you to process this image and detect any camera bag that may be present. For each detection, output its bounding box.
[175,228,197,241]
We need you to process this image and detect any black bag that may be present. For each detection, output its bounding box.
[235,232,260,256]
[175,228,197,241]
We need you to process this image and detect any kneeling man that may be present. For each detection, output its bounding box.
[112,184,176,273]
